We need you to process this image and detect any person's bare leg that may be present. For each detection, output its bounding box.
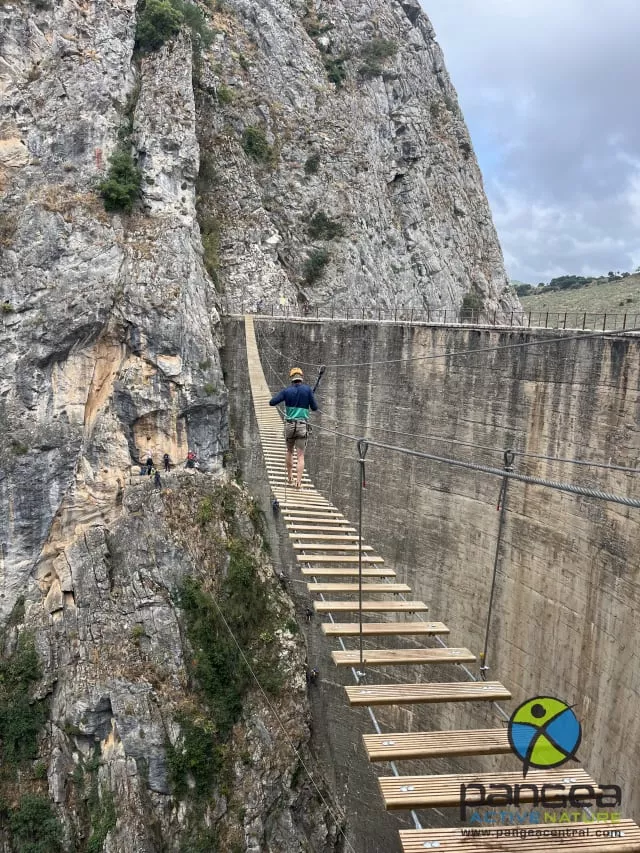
[296,447,305,488]
[286,445,293,484]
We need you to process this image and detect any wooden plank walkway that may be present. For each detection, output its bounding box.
[334,648,476,668]
[308,583,412,593]
[399,822,640,852]
[244,315,640,851]
[362,728,510,761]
[346,681,511,707]
[380,768,595,809]
[323,621,448,636]
[313,600,428,613]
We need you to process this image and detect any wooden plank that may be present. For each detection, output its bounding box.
[281,509,342,517]
[296,554,384,563]
[362,727,508,761]
[293,543,375,551]
[345,681,511,706]
[308,583,412,593]
[400,822,640,852]
[334,648,476,668]
[272,494,330,503]
[302,568,396,577]
[314,600,428,613]
[292,533,360,540]
[322,621,447,635]
[379,768,594,810]
[286,524,357,532]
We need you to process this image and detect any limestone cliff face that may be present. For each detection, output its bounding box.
[1,0,514,847]
[197,0,518,315]
[0,1,339,848]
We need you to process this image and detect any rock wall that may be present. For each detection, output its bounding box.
[225,317,640,824]
[0,0,340,847]
[195,0,518,316]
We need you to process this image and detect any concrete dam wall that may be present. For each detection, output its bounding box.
[223,318,640,838]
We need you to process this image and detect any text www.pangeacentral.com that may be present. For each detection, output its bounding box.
[460,827,624,840]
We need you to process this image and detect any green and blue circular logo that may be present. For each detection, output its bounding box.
[508,696,581,777]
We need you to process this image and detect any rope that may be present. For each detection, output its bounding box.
[311,423,640,509]
[257,325,640,475]
[315,413,640,475]
[480,452,514,680]
[299,553,422,832]
[205,588,354,851]
[254,319,640,370]
[357,439,368,672]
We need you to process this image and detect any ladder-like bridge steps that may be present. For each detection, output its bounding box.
[399,822,640,852]
[245,316,640,853]
[293,543,375,551]
[362,727,509,760]
[308,583,412,593]
[346,681,510,706]
[314,600,428,613]
[334,648,476,668]
[379,768,595,810]
[286,524,358,533]
[281,509,343,517]
[296,554,384,563]
[323,621,447,636]
[293,533,361,541]
[274,496,333,505]
[302,567,396,577]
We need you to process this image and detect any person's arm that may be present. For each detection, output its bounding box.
[309,388,318,411]
[269,389,286,406]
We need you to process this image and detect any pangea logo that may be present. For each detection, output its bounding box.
[459,695,621,820]
[508,696,582,777]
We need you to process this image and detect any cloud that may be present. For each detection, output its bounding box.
[424,0,640,281]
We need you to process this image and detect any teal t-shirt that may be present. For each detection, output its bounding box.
[285,405,310,420]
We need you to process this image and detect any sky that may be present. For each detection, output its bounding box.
[424,0,640,283]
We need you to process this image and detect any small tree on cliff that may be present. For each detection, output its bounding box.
[98,150,142,213]
[135,0,184,52]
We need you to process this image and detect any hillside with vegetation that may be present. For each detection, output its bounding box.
[518,272,640,317]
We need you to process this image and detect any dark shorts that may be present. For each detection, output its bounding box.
[284,420,308,451]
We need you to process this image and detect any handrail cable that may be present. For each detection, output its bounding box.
[256,327,640,474]
[310,422,640,509]
[314,413,640,475]
[205,585,355,851]
[299,550,423,832]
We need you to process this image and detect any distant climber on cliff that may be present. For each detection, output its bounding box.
[146,455,154,476]
[163,453,171,472]
[186,451,197,469]
[153,469,162,489]
[269,367,317,488]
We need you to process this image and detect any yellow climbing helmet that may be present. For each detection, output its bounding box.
[289,367,304,382]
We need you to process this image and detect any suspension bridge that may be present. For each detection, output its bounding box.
[244,315,640,852]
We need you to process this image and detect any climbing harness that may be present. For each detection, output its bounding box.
[480,450,515,680]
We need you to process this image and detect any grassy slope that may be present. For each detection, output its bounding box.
[520,274,640,316]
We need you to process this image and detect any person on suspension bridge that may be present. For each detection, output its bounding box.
[269,367,318,488]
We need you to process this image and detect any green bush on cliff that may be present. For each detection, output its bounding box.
[98,150,142,213]
[135,0,212,53]
[241,126,272,163]
[0,631,48,767]
[9,794,63,853]
[303,248,329,284]
[169,540,284,798]
[323,55,348,88]
[136,0,184,51]
[307,210,344,240]
[358,38,397,77]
